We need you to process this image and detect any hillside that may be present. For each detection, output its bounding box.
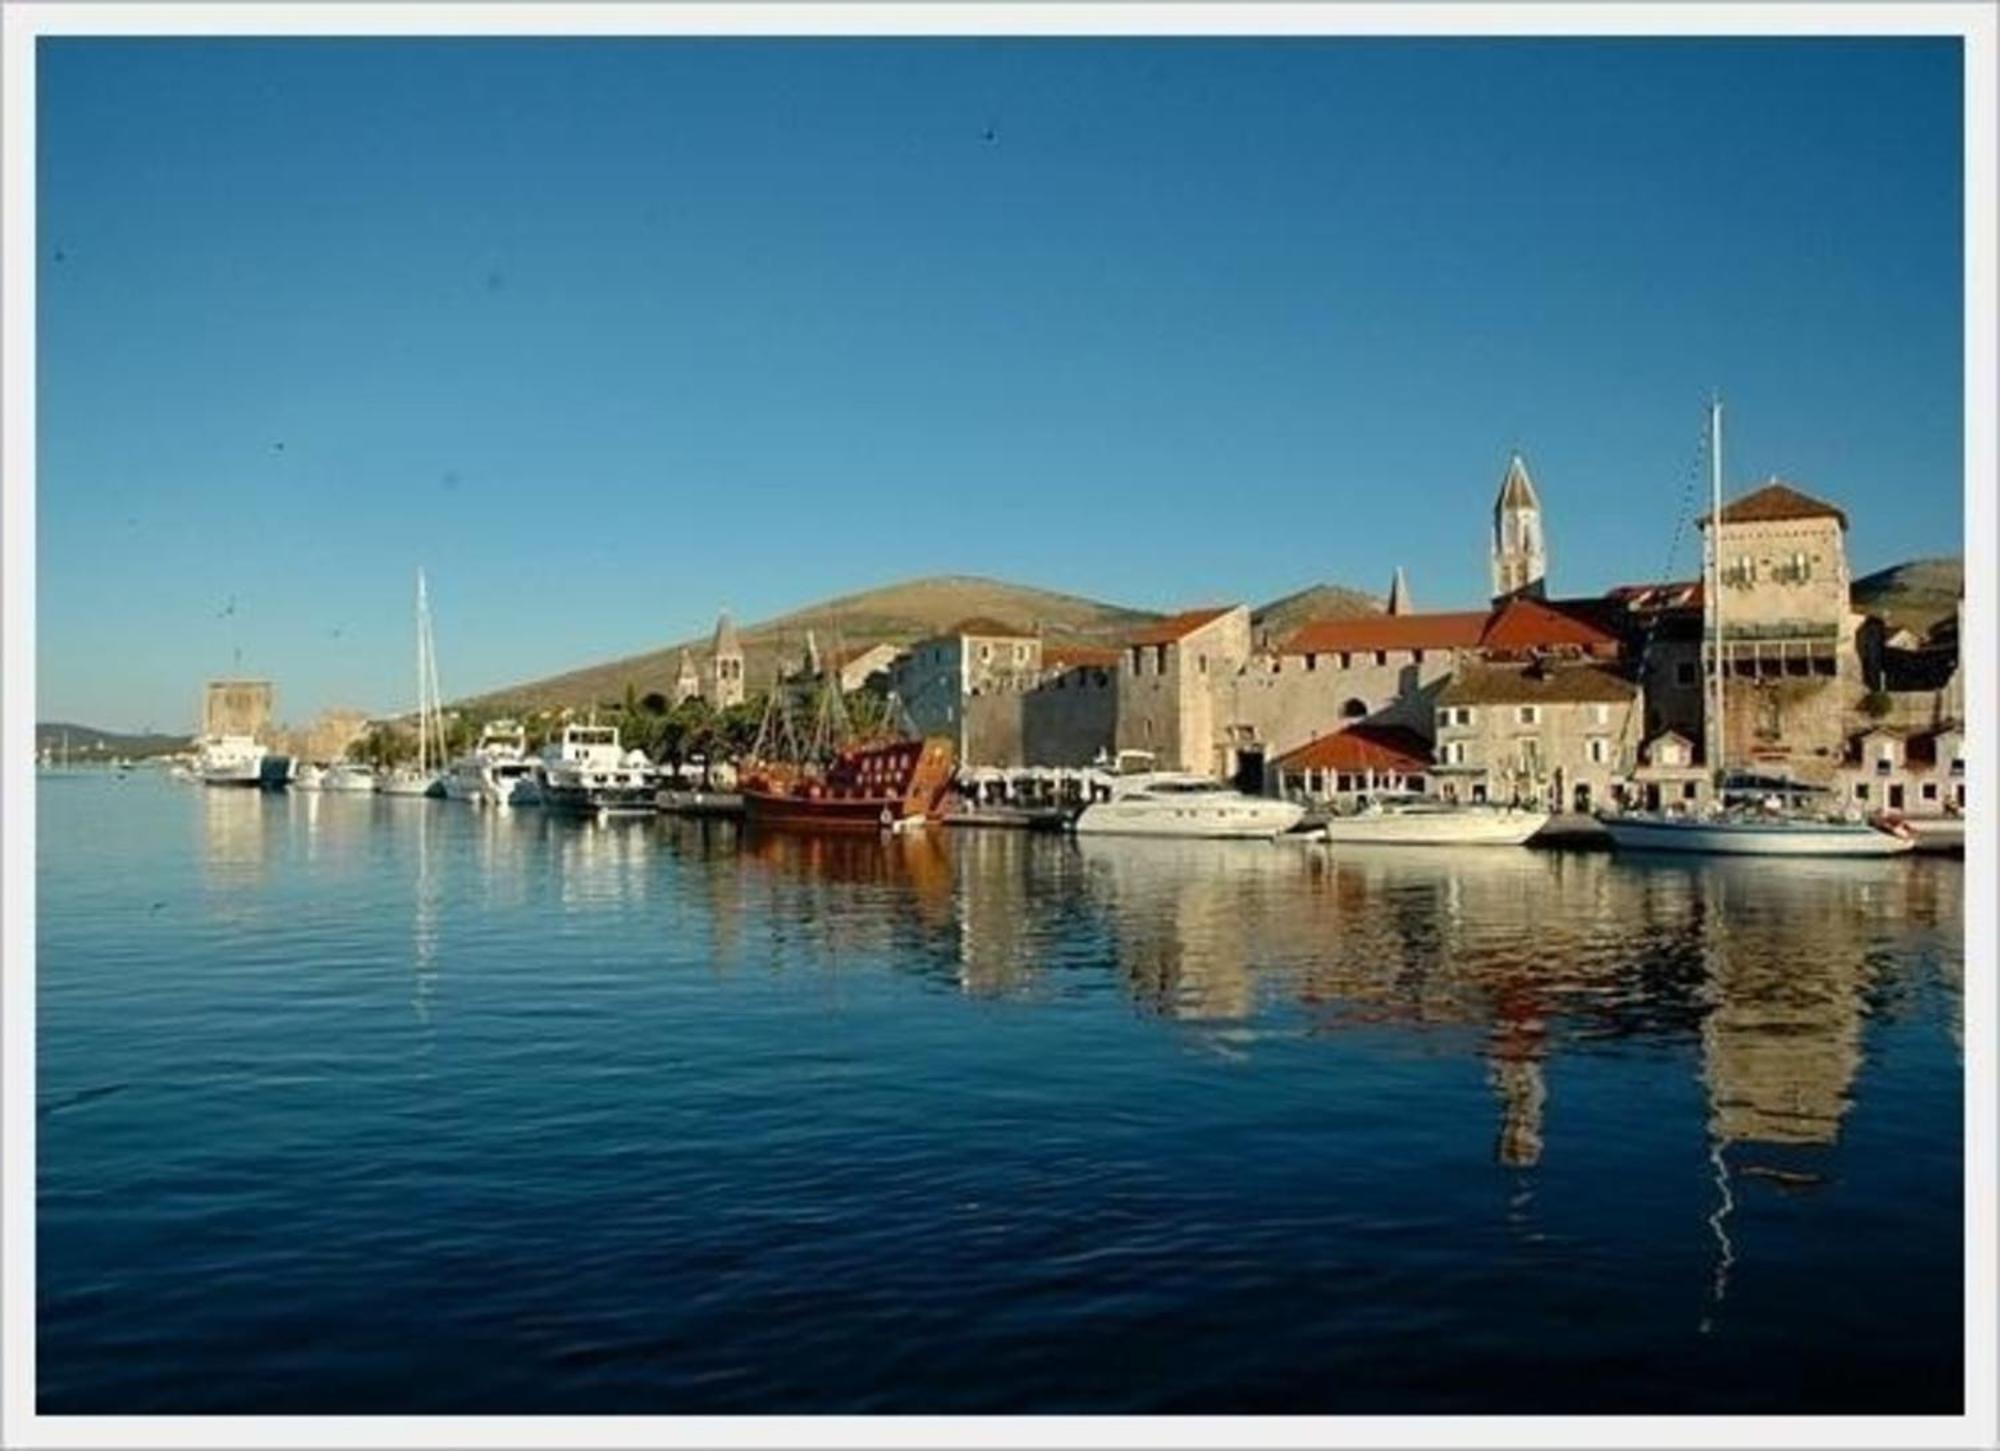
[1852,557,1961,635]
[37,723,191,759]
[469,575,1164,711]
[1251,583,1382,645]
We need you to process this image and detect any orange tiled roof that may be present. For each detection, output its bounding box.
[1280,610,1489,655]
[1042,644,1120,669]
[1480,597,1624,654]
[1708,480,1848,531]
[1127,606,1236,646]
[1275,724,1433,775]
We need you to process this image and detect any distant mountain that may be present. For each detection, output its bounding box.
[36,723,190,759]
[470,575,1165,711]
[1852,557,1961,635]
[1251,583,1382,645]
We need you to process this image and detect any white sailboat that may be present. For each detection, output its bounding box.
[379,568,448,798]
[1319,793,1551,846]
[1599,399,1912,858]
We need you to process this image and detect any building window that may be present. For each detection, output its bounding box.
[1855,782,1869,801]
[1682,782,1698,801]
[1342,698,1368,720]
[1129,647,1143,675]
[1517,705,1540,726]
[1338,653,1352,670]
[1588,737,1609,765]
[1198,654,1208,675]
[1413,650,1425,664]
[1374,651,1388,667]
[1922,781,1939,801]
[979,644,991,662]
[1155,644,1168,674]
[1306,654,1318,672]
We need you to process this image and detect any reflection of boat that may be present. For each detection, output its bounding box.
[538,724,654,814]
[195,734,267,787]
[322,762,378,793]
[656,787,744,817]
[444,720,541,806]
[1319,793,1549,846]
[741,737,956,832]
[1598,400,1914,859]
[1072,773,1304,839]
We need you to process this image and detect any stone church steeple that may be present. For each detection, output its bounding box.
[1386,566,1412,616]
[708,610,745,709]
[1491,452,1547,602]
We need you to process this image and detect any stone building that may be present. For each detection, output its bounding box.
[1114,606,1252,776]
[1701,480,1861,784]
[1430,661,1642,812]
[201,678,274,740]
[707,611,745,710]
[889,618,1044,754]
[1835,725,1965,818]
[673,650,704,707]
[835,642,902,695]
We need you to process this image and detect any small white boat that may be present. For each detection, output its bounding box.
[292,762,325,791]
[1072,772,1305,839]
[1319,793,1550,846]
[538,724,655,814]
[321,762,378,793]
[377,766,442,797]
[444,720,542,807]
[195,733,266,787]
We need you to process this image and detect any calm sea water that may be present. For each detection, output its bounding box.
[37,773,1963,1414]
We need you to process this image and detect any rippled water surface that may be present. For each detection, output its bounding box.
[38,774,1963,1413]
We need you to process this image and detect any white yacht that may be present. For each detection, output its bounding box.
[538,724,655,815]
[321,761,378,793]
[195,734,267,787]
[444,720,542,807]
[1319,793,1550,846]
[292,762,325,791]
[1072,772,1306,839]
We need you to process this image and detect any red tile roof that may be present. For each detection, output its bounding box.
[1042,644,1120,670]
[1480,597,1624,654]
[1275,724,1433,775]
[1280,610,1489,655]
[1708,480,1848,531]
[1127,606,1236,646]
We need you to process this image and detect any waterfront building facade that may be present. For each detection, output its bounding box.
[1430,661,1643,811]
[889,618,1045,753]
[1114,606,1252,777]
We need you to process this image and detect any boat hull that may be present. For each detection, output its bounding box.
[1072,799,1305,839]
[741,791,927,832]
[1320,809,1549,847]
[1599,814,1914,856]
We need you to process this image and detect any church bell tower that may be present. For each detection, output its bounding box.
[1491,452,1547,602]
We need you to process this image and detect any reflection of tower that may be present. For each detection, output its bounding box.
[708,611,745,709]
[1490,453,1547,602]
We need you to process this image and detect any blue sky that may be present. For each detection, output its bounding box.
[37,37,1963,732]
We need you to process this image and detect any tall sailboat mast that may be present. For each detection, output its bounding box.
[1708,396,1726,787]
[415,569,430,775]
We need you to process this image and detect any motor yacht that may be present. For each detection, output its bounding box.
[1071,772,1305,839]
[538,724,654,814]
[445,720,543,807]
[1318,793,1550,846]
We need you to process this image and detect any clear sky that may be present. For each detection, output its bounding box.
[37,37,1963,732]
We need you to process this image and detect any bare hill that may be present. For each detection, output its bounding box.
[1852,557,1961,635]
[1251,583,1382,645]
[470,575,1163,711]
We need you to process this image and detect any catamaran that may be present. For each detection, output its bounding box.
[379,568,448,798]
[1598,399,1912,858]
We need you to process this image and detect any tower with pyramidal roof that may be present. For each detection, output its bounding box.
[1491,452,1547,603]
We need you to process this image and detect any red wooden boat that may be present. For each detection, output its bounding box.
[740,736,956,832]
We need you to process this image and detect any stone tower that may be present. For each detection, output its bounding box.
[708,610,745,709]
[673,649,703,707]
[1491,452,1547,602]
[1386,566,1412,616]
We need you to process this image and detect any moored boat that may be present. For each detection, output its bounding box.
[538,724,655,814]
[1319,793,1549,846]
[195,734,267,787]
[1072,773,1305,839]
[1598,809,1913,856]
[444,720,542,806]
[293,762,325,791]
[321,761,378,793]
[740,736,957,832]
